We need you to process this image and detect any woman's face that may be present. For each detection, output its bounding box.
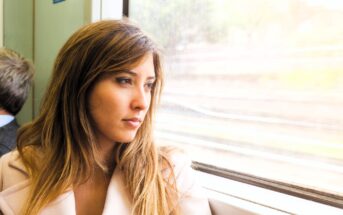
[88,53,156,146]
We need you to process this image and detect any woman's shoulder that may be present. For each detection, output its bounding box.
[159,147,212,214]
[0,150,22,172]
[0,150,26,170]
[159,147,191,176]
[0,150,29,191]
[0,151,32,215]
[159,147,197,193]
[164,148,191,169]
[1,150,18,160]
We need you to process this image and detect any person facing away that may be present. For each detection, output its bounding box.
[0,48,34,156]
[0,20,212,215]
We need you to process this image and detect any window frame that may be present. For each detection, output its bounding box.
[123,0,129,17]
[193,161,343,209]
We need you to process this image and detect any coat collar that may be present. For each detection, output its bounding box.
[1,153,132,215]
[7,151,28,177]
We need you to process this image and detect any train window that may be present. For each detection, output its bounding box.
[129,0,343,208]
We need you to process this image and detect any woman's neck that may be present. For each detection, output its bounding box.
[97,141,117,174]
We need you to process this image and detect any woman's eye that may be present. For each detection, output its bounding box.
[116,77,132,85]
[145,82,155,91]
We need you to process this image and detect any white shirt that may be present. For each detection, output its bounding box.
[0,115,14,127]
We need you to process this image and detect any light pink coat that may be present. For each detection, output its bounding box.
[0,151,212,215]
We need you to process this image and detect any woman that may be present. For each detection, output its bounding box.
[0,20,212,215]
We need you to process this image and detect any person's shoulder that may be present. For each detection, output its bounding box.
[0,150,25,174]
[170,153,190,163]
[159,147,195,190]
[0,150,19,167]
[160,147,191,175]
[0,151,18,190]
[0,150,29,191]
[159,147,213,214]
[0,151,32,215]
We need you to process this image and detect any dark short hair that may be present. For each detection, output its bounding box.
[0,48,34,115]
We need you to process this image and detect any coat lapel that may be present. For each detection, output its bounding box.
[40,191,76,215]
[0,180,30,215]
[102,167,132,215]
[1,153,76,215]
[1,153,133,215]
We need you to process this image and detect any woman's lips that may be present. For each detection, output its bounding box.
[122,118,142,128]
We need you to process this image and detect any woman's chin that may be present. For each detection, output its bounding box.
[115,134,137,143]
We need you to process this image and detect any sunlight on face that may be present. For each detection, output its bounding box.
[88,53,156,147]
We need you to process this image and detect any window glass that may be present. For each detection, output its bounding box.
[130,0,343,196]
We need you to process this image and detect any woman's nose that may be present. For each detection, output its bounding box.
[131,86,150,111]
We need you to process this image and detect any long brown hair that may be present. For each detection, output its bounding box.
[17,19,179,215]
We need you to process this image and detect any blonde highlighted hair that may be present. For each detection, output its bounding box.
[17,19,179,215]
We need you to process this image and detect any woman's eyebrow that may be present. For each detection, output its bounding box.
[116,70,156,80]
[116,70,137,76]
[147,76,156,81]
